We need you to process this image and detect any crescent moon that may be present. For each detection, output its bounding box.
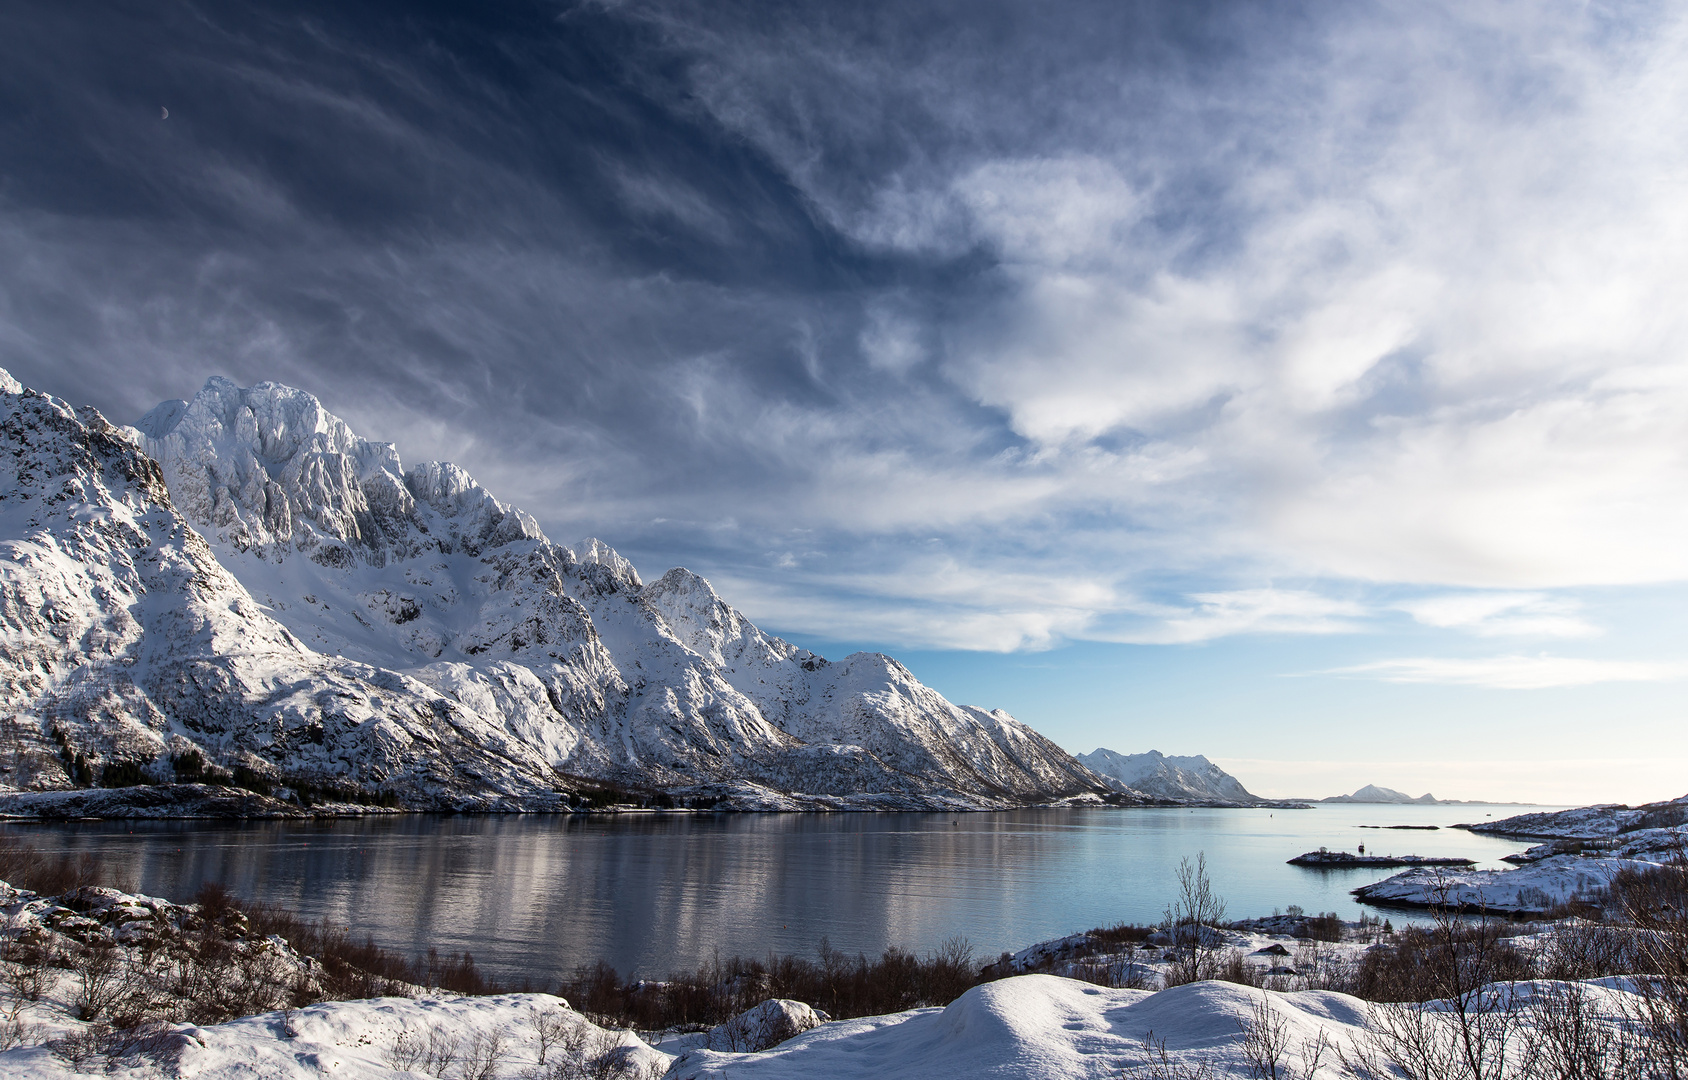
[161,107,169,119]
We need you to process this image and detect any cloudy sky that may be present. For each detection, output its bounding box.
[3,0,1685,803]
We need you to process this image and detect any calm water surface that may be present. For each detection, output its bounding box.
[4,804,1558,982]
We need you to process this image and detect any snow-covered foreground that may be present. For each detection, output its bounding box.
[667,976,1372,1080]
[0,973,1656,1080]
[0,993,670,1080]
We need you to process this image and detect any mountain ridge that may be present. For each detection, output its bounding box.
[0,368,1117,812]
[1076,748,1266,805]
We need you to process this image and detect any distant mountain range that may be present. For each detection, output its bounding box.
[1076,749,1271,805]
[1323,784,1442,805]
[1304,784,1519,805]
[0,369,1119,812]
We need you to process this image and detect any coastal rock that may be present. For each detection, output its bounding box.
[1287,851,1474,868]
[1351,855,1642,914]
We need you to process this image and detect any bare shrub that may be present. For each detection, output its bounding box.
[1219,949,1263,988]
[0,1012,35,1050]
[1524,979,1649,1080]
[48,1024,108,1071]
[531,1006,576,1066]
[421,1023,460,1078]
[1345,922,1532,1004]
[1238,994,1331,1080]
[1536,919,1635,982]
[1608,851,1688,1075]
[1161,853,1228,987]
[68,940,129,1021]
[1293,939,1356,993]
[100,1019,190,1073]
[1297,912,1344,943]
[581,1028,646,1080]
[1120,1032,1217,1080]
[48,1019,185,1075]
[1,937,54,1003]
[461,1027,510,1080]
[387,1028,425,1072]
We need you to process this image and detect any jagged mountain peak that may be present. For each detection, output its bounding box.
[137,376,545,566]
[574,537,641,589]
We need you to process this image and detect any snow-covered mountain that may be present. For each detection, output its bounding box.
[0,369,1112,810]
[1076,749,1259,804]
[1323,784,1439,804]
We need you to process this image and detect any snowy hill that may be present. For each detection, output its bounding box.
[1458,794,1688,840]
[1076,748,1261,804]
[0,368,1111,810]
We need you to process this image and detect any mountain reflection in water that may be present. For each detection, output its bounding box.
[8,806,1547,982]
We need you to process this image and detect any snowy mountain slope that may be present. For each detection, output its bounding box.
[0,373,573,806]
[14,371,1112,809]
[1076,748,1260,804]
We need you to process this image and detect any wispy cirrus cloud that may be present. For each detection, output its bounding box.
[1395,593,1600,639]
[1323,655,1685,690]
[1113,589,1368,646]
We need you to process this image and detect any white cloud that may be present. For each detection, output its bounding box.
[12,1,1688,657]
[858,301,925,375]
[713,562,1111,652]
[1322,655,1685,690]
[1116,588,1366,645]
[951,156,1142,269]
[1395,593,1599,639]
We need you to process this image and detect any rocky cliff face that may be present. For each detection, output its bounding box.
[0,369,1109,810]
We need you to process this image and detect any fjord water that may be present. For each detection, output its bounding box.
[10,805,1554,982]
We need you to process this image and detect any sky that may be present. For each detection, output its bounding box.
[1,0,1685,805]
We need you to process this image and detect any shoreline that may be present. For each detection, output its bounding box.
[0,783,1314,821]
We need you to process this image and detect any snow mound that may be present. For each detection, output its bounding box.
[666,975,1370,1080]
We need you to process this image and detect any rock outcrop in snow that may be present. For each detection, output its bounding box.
[0,369,1110,810]
[1077,748,1261,804]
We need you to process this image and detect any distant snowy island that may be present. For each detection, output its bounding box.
[1278,783,1526,805]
